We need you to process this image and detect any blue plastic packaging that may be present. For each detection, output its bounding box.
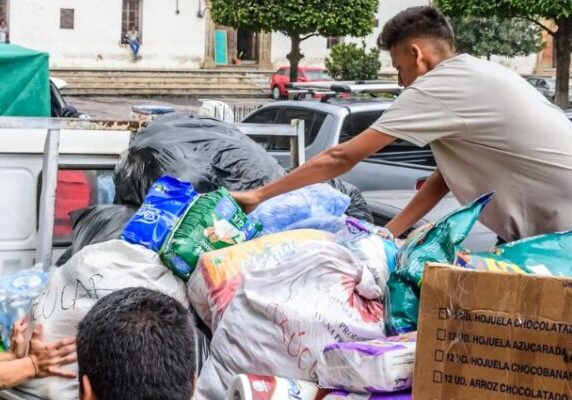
[121,176,198,252]
[249,183,351,235]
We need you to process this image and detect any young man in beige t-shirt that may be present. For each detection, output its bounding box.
[233,6,572,242]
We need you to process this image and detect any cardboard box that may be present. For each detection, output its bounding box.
[414,264,572,400]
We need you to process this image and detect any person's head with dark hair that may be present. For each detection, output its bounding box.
[378,6,456,87]
[77,287,196,400]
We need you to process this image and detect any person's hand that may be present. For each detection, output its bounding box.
[10,317,28,359]
[231,190,263,213]
[29,325,77,379]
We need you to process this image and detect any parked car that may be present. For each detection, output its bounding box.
[270,66,333,100]
[363,190,497,251]
[526,76,572,103]
[50,77,90,118]
[242,95,435,192]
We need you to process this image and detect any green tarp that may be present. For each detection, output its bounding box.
[0,44,50,117]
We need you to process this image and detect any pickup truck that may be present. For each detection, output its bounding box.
[242,97,436,191]
[0,117,304,275]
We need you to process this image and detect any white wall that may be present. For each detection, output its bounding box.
[10,0,206,69]
[489,54,537,75]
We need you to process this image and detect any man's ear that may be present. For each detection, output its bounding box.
[81,375,96,400]
[411,43,424,64]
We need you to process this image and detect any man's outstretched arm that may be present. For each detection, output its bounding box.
[385,169,450,237]
[233,128,396,212]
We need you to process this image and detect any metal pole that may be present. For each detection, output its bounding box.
[294,119,305,167]
[36,129,60,269]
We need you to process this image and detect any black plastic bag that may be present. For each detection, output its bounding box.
[113,116,285,206]
[56,205,137,266]
[328,179,373,222]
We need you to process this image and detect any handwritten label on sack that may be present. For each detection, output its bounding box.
[30,274,114,321]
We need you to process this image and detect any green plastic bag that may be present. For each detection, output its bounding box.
[0,44,50,117]
[160,188,261,281]
[456,231,572,277]
[385,193,492,335]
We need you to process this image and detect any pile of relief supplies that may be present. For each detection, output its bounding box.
[1,115,571,400]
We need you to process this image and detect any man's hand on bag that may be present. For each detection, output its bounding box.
[29,325,77,379]
[231,190,262,214]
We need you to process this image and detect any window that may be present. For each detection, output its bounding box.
[121,0,142,43]
[0,0,7,22]
[340,111,384,143]
[242,107,282,150]
[327,36,343,49]
[52,169,115,245]
[60,8,74,29]
[340,110,424,156]
[243,107,327,151]
[303,70,332,81]
[273,108,327,150]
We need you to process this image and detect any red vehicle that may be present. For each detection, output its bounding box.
[270,66,333,100]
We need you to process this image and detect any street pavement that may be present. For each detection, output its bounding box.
[67,96,270,120]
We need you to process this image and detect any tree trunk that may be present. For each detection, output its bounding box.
[287,34,303,83]
[553,16,572,109]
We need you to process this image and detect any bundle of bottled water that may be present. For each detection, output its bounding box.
[0,265,49,350]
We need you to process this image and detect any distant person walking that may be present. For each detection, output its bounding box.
[0,20,9,44]
[125,25,141,60]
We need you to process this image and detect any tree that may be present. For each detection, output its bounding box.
[210,0,379,82]
[451,16,543,61]
[436,0,572,108]
[325,42,381,80]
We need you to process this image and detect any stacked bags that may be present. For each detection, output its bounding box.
[188,229,333,330]
[195,241,388,399]
[318,333,416,394]
[456,231,572,276]
[385,193,492,335]
[121,176,261,281]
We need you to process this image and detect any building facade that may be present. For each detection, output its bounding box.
[0,0,434,70]
[0,0,543,74]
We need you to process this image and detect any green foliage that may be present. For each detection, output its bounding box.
[325,42,381,81]
[210,0,379,38]
[451,16,544,59]
[436,0,572,20]
[436,0,572,107]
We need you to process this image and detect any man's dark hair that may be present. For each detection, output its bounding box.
[378,6,455,51]
[77,287,196,400]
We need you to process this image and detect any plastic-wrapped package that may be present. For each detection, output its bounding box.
[336,227,398,297]
[188,229,333,330]
[456,230,572,277]
[0,266,49,350]
[194,241,385,400]
[121,176,198,251]
[317,333,416,394]
[56,205,137,266]
[249,184,350,235]
[327,179,373,222]
[385,193,492,335]
[224,375,325,400]
[113,116,285,205]
[18,240,190,400]
[323,390,412,399]
[160,188,261,281]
